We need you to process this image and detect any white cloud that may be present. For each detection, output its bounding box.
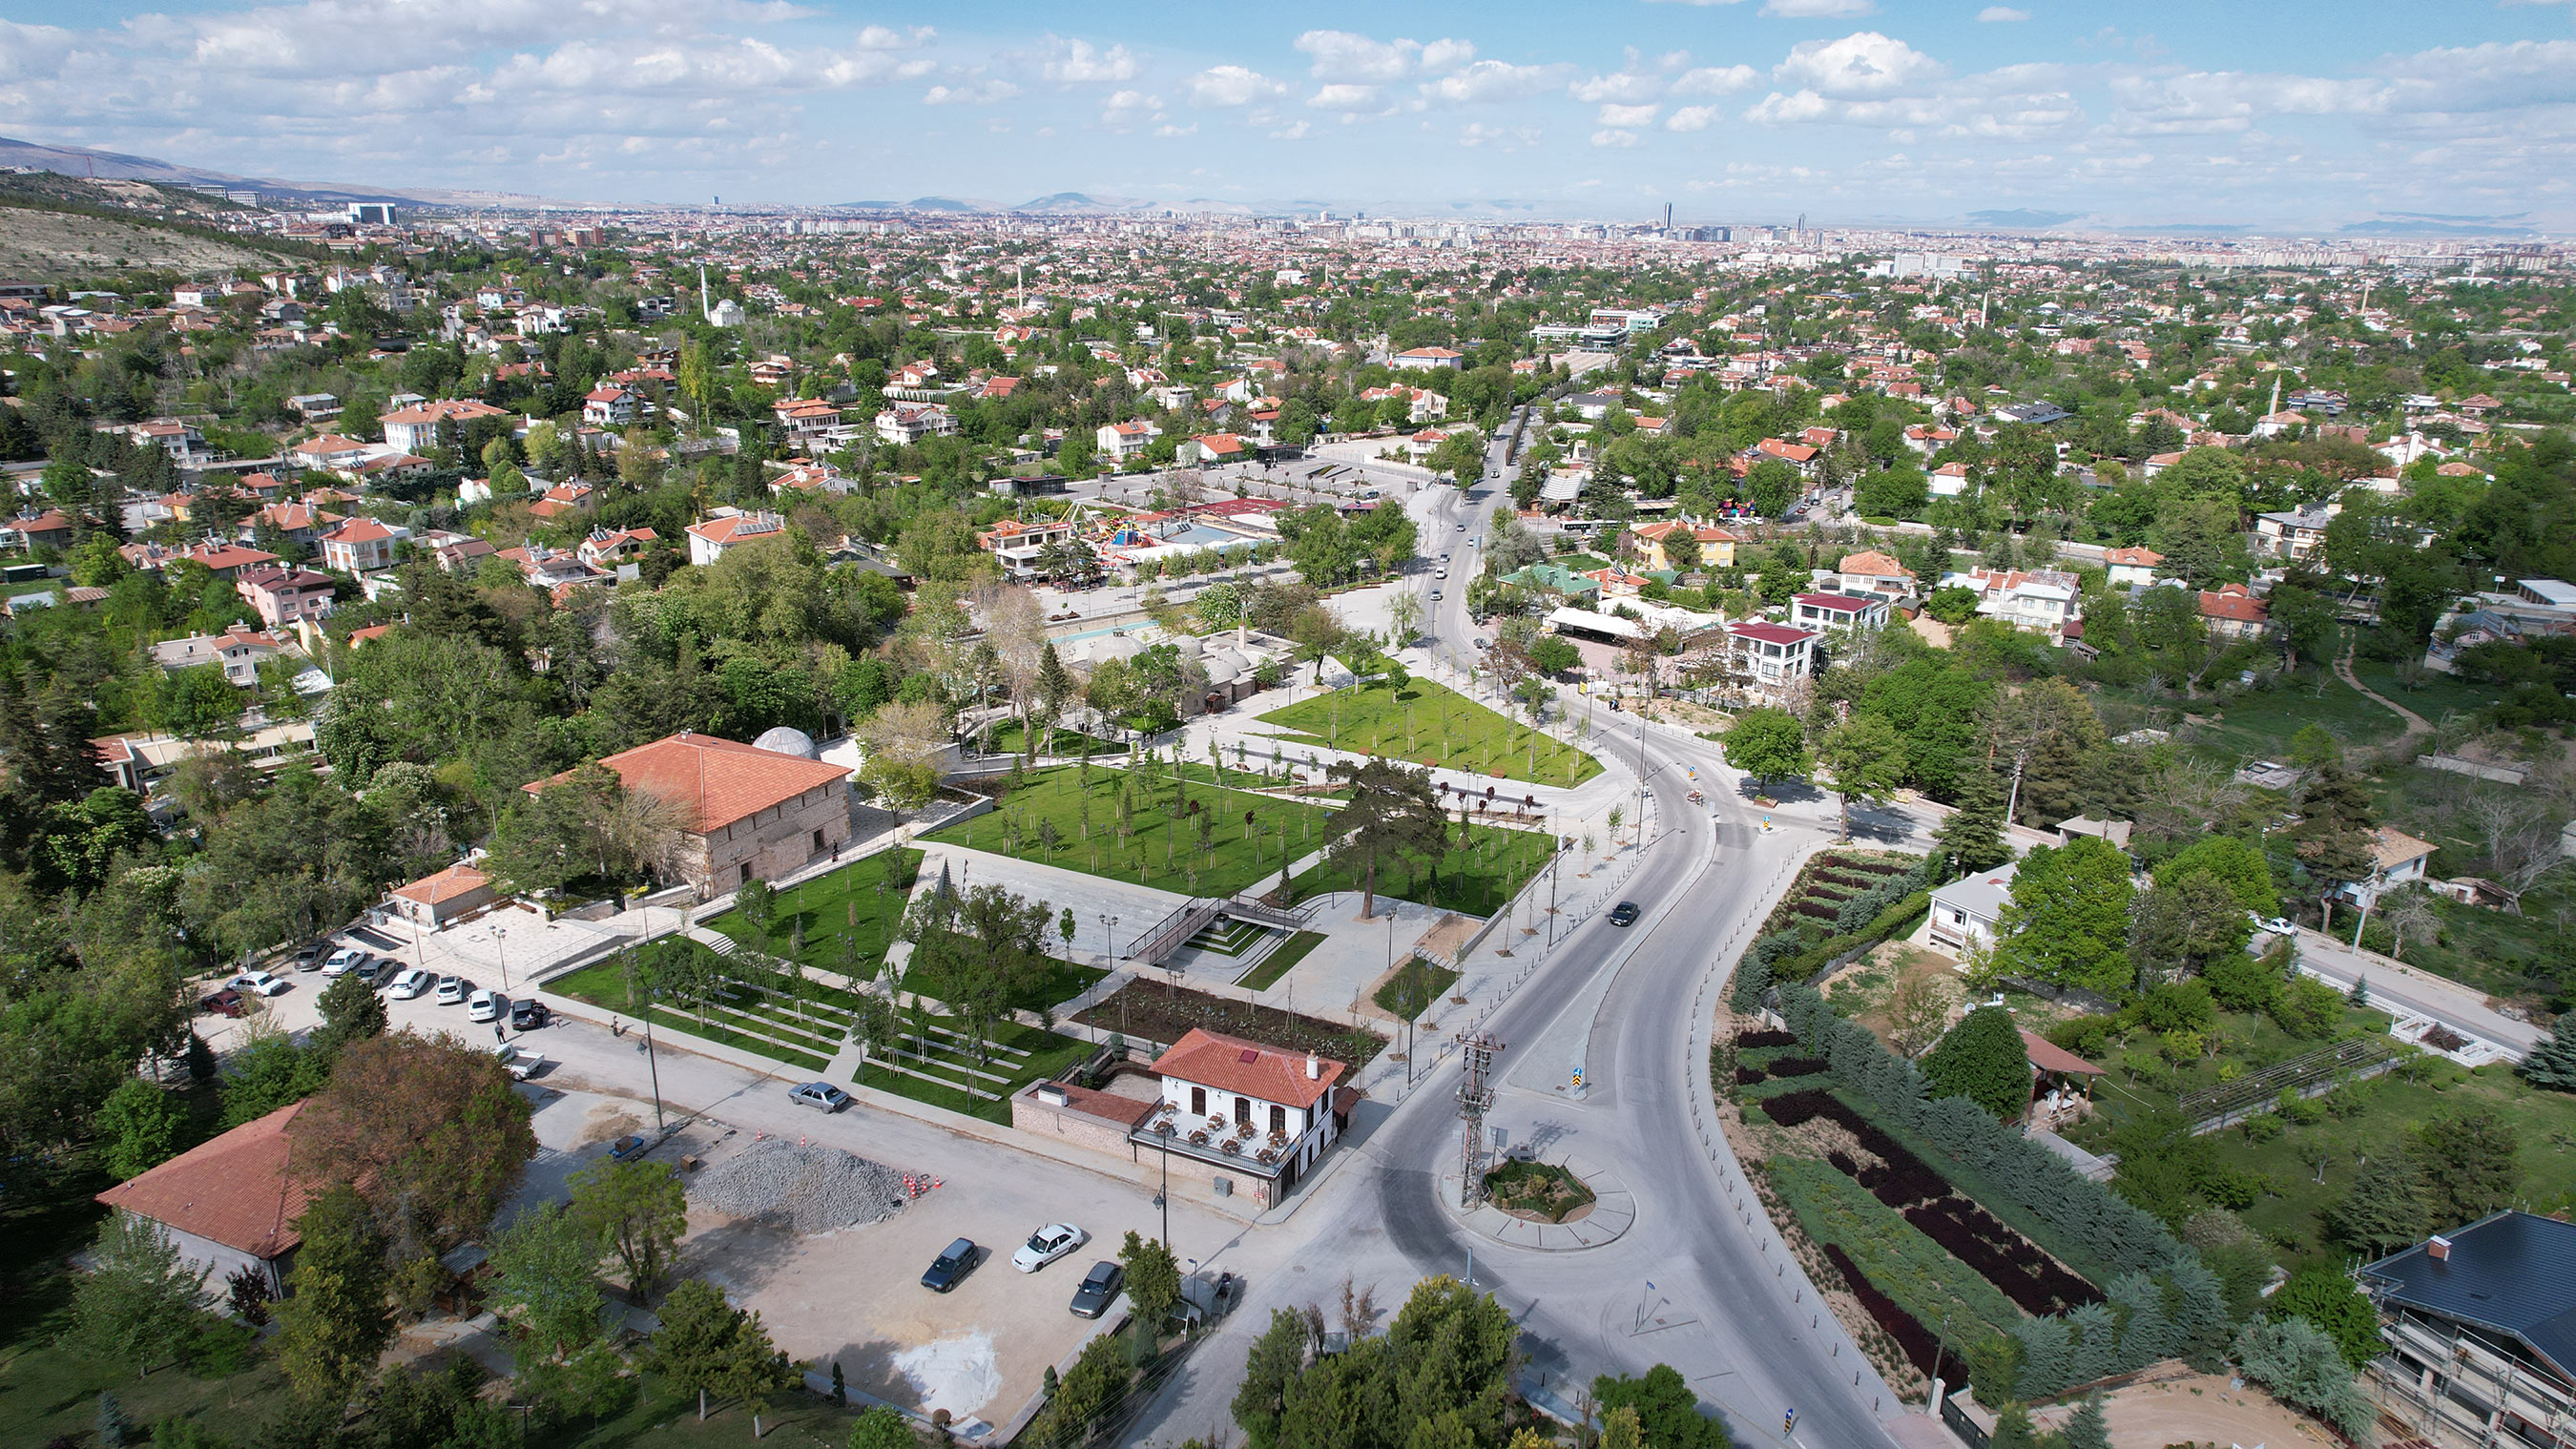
[1667,105,1722,131]
[1293,30,1471,82]
[1186,64,1285,107]
[1039,37,1141,85]
[1773,32,1945,97]
[1269,119,1312,139]
[1590,128,1641,147]
[1307,82,1383,111]
[1153,121,1196,136]
[1672,65,1758,95]
[1598,103,1661,127]
[1421,59,1570,104]
[1458,120,1540,149]
[1978,7,2031,20]
[1571,69,1663,104]
[1099,88,1164,130]
[922,78,1016,105]
[1761,0,1876,15]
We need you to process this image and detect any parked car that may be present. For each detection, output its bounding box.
[608,1134,650,1162]
[509,999,551,1030]
[2252,913,2296,937]
[788,1082,850,1112]
[1608,901,1641,928]
[388,967,434,1000]
[1011,1223,1085,1273]
[199,988,246,1018]
[921,1238,982,1294]
[1070,1260,1124,1318]
[467,989,506,1023]
[293,942,326,971]
[322,948,366,977]
[228,970,290,997]
[494,1043,547,1081]
[433,975,471,1005]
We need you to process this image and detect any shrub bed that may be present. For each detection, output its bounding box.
[1821,1243,1973,1390]
[1735,1029,1798,1049]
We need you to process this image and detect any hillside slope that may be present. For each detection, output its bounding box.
[0,206,297,281]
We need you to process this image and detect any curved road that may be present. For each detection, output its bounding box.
[1130,413,1903,1447]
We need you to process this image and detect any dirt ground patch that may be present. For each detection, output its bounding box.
[1820,941,1961,1054]
[2031,1372,2334,1448]
[573,1101,645,1147]
[0,207,294,279]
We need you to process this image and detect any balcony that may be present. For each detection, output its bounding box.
[1129,1104,1303,1178]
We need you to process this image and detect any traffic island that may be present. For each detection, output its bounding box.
[1434,1150,1635,1251]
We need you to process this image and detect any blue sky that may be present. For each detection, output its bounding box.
[3,0,2572,228]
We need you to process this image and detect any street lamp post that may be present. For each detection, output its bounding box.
[1153,1122,1174,1249]
[493,925,509,990]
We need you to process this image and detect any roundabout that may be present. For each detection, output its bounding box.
[1434,1150,1636,1251]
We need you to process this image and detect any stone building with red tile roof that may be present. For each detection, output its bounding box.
[390,861,499,927]
[523,731,851,897]
[94,1102,316,1295]
[1112,1028,1353,1207]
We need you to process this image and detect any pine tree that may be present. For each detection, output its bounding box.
[1934,767,2011,880]
[2107,1273,2173,1370]
[2064,1302,2118,1388]
[1922,1005,2034,1122]
[2520,1012,2576,1093]
[96,1391,132,1448]
[1987,1402,2042,1449]
[274,1185,392,1403]
[2059,1396,2110,1449]
[2010,1315,2072,1399]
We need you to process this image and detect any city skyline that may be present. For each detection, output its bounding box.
[3,0,2573,229]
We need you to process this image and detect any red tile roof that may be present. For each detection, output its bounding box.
[527,731,848,835]
[95,1102,316,1259]
[2019,1029,2105,1077]
[1794,592,1874,613]
[1152,1027,1346,1111]
[393,861,492,905]
[1730,621,1816,646]
[2196,585,2268,624]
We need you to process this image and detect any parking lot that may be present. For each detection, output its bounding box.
[217,932,1248,1437]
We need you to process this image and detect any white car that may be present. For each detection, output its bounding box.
[388,967,434,1000]
[467,989,506,1023]
[226,970,290,997]
[2252,915,2296,937]
[433,975,472,1005]
[322,947,365,977]
[1012,1223,1087,1273]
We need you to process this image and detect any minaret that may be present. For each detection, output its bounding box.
[699,263,711,321]
[2268,374,2281,418]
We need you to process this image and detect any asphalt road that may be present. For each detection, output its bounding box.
[1126,411,1906,1447]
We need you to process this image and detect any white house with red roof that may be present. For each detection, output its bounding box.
[95,1102,319,1296]
[1389,346,1464,372]
[2197,583,2271,640]
[1793,591,1890,635]
[1180,432,1252,466]
[287,434,371,472]
[685,507,787,567]
[389,861,497,927]
[318,516,405,573]
[1096,420,1160,465]
[1725,620,1818,701]
[577,526,658,571]
[2102,546,2164,587]
[1131,1028,1353,1205]
[380,397,508,455]
[582,384,638,427]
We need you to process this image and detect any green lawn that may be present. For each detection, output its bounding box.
[550,950,839,1073]
[974,718,1118,760]
[704,848,923,981]
[2060,1001,2397,1149]
[852,1010,1092,1124]
[925,764,1338,900]
[1237,930,1327,989]
[1257,677,1603,787]
[2351,659,2505,732]
[2200,1059,2576,1258]
[1373,958,1461,1017]
[902,943,1107,1017]
[1287,818,1555,917]
[1769,1156,2024,1345]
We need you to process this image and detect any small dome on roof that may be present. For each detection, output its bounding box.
[1170,634,1206,658]
[751,726,821,759]
[1086,634,1147,666]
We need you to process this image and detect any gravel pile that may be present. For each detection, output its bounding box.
[689,1139,915,1232]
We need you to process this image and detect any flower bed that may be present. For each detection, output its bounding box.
[1820,1243,1972,1389]
[1762,1089,2098,1317]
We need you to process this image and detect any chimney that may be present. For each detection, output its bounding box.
[2429,1234,2452,1262]
[1305,1051,1319,1081]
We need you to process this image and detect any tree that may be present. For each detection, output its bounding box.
[288,1032,537,1255]
[2151,836,2279,919]
[1934,767,2009,879]
[309,968,387,1062]
[148,665,246,740]
[708,1304,797,1438]
[1722,707,1812,788]
[1232,1310,1310,1449]
[1923,585,1983,626]
[858,699,948,810]
[1885,971,1959,1059]
[94,1078,189,1181]
[2414,1110,2518,1229]
[2231,1317,2375,1442]
[848,1405,918,1449]
[488,1200,605,1361]
[2328,1152,2431,1258]
[2059,1396,2109,1449]
[2128,872,2253,985]
[1590,1364,1729,1449]
[1120,1230,1183,1330]
[1921,1005,2031,1122]
[1323,758,1448,920]
[2519,1012,2576,1092]
[2293,761,2378,933]
[571,1157,687,1298]
[1818,712,1904,838]
[1030,1331,1134,1448]
[2273,1268,2385,1371]
[1528,635,1581,675]
[645,1279,741,1421]
[275,1184,392,1403]
[70,1210,212,1377]
[1990,838,2135,994]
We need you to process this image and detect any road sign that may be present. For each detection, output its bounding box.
[1782,1409,1797,1436]
[1570,1068,1584,1087]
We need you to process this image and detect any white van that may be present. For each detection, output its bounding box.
[389,967,435,1000]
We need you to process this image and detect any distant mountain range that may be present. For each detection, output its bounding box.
[0,135,550,209]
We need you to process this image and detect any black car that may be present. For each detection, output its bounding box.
[1608,901,1641,928]
[509,998,551,1030]
[922,1238,981,1294]
[1070,1260,1124,1318]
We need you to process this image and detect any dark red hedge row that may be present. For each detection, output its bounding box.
[1818,1242,1971,1388]
[1735,1030,1798,1049]
[1761,1088,2100,1315]
[1903,1196,2096,1317]
[1735,1066,1768,1086]
[1769,1056,1830,1078]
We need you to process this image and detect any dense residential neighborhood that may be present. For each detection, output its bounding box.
[4,159,2576,1449]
